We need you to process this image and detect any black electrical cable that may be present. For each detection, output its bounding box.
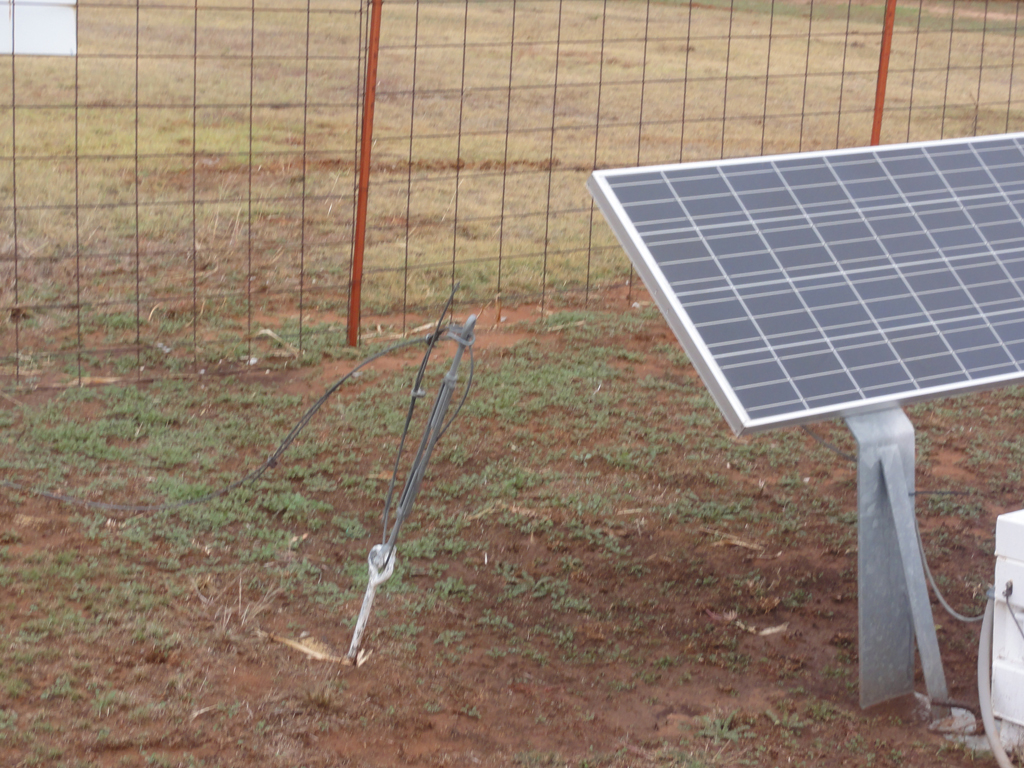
[800,425,855,462]
[437,343,473,442]
[379,286,459,543]
[1006,583,1024,643]
[0,334,431,519]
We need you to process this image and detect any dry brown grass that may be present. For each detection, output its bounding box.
[1,0,1022,378]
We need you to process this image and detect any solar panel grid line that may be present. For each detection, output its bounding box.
[753,159,909,409]
[588,132,1024,435]
[661,169,815,416]
[834,147,981,387]
[934,141,1024,374]
[715,166,873,412]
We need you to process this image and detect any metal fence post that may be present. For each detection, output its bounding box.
[871,0,898,145]
[348,0,384,347]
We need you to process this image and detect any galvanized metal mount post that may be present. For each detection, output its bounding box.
[845,407,948,714]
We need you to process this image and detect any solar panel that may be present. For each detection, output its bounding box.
[588,133,1024,436]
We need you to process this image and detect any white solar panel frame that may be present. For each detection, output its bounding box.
[588,133,1024,436]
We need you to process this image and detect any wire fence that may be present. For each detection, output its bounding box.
[2,0,1023,385]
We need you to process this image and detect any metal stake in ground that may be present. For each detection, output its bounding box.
[347,314,477,661]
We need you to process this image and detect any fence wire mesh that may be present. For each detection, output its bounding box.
[2,0,1023,385]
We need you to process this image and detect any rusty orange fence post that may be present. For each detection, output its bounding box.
[871,0,899,145]
[348,0,384,347]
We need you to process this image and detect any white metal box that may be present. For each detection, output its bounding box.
[0,0,77,56]
[993,509,1024,749]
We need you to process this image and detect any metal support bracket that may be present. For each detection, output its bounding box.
[347,543,395,660]
[846,407,948,713]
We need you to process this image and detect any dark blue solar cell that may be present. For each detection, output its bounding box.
[869,297,924,322]
[903,354,963,380]
[830,241,886,263]
[708,233,766,257]
[611,179,672,203]
[987,244,1024,262]
[660,259,724,284]
[919,288,972,312]
[957,262,1010,284]
[809,200,858,216]
[725,169,785,192]
[738,189,797,212]
[776,247,837,272]
[972,363,1021,378]
[903,269,959,292]
[735,380,802,410]
[943,169,996,192]
[675,278,731,297]
[918,372,970,388]
[802,283,857,307]
[831,159,887,182]
[968,284,1022,309]
[981,222,1024,243]
[706,336,771,356]
[829,321,880,338]
[932,227,985,249]
[794,371,857,399]
[989,165,1024,186]
[892,173,949,196]
[793,185,850,206]
[1002,260,1024,280]
[697,318,761,345]
[744,291,804,316]
[976,145,1024,166]
[884,154,931,176]
[683,195,745,218]
[863,382,917,398]
[687,298,750,324]
[856,277,910,300]
[843,179,902,203]
[965,200,1017,223]
[722,360,787,388]
[646,240,712,263]
[811,209,862,227]
[671,176,730,198]
[811,304,872,330]
[851,362,910,390]
[625,200,685,223]
[781,351,844,378]
[746,401,805,419]
[718,347,775,367]
[757,310,819,337]
[935,316,986,334]
[762,227,820,250]
[780,164,835,186]
[610,171,664,185]
[867,214,921,237]
[946,326,999,348]
[663,165,719,178]
[837,343,898,368]
[957,346,1013,372]
[806,391,861,408]
[818,221,874,242]
[891,334,948,359]
[927,147,983,171]
[1005,340,1024,361]
[775,339,834,357]
[882,234,934,258]
[995,320,1024,343]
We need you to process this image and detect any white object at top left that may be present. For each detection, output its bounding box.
[0,0,76,56]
